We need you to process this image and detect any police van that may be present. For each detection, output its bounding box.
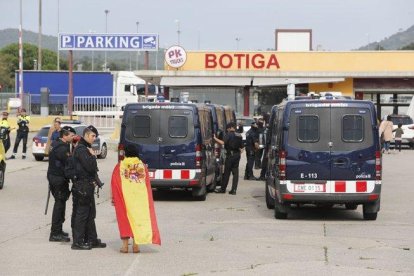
[265,97,382,220]
[119,102,217,200]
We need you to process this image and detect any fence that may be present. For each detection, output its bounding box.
[0,92,31,114]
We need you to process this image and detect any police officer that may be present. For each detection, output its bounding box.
[244,121,259,180]
[0,112,11,153]
[214,122,244,195]
[254,118,265,169]
[9,108,30,159]
[48,126,75,242]
[71,125,106,250]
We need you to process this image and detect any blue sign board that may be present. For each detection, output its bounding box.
[58,33,158,51]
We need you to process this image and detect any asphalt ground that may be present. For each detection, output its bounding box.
[0,133,413,275]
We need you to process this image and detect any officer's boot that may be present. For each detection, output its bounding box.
[120,238,129,253]
[132,239,140,253]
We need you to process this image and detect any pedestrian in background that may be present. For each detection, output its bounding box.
[47,126,75,243]
[379,115,394,154]
[9,108,30,159]
[71,125,106,250]
[214,122,244,195]
[0,111,11,153]
[393,123,404,152]
[254,118,265,169]
[111,145,161,253]
[45,117,62,155]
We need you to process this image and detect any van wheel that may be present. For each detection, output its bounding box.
[274,192,288,219]
[265,182,275,209]
[363,200,380,220]
[363,211,377,220]
[192,176,207,201]
[98,143,107,159]
[345,203,358,210]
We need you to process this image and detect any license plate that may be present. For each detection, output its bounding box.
[294,183,326,193]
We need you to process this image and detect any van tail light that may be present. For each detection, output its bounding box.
[214,144,221,158]
[375,151,381,180]
[195,144,202,168]
[118,143,125,161]
[279,150,286,180]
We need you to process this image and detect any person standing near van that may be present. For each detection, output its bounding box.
[393,123,404,152]
[71,125,106,250]
[0,112,11,153]
[244,122,259,180]
[9,108,30,159]
[214,122,244,195]
[254,118,265,169]
[379,115,394,154]
[45,117,62,155]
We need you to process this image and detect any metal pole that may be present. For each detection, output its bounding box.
[38,0,42,70]
[68,50,73,119]
[57,0,60,70]
[104,9,109,71]
[19,0,24,102]
[136,21,139,70]
[175,19,180,45]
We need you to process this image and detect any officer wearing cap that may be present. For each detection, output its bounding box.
[244,121,259,180]
[9,108,30,159]
[47,126,76,243]
[213,122,244,195]
[0,112,11,153]
[71,125,106,250]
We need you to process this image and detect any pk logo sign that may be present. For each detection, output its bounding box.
[165,46,187,68]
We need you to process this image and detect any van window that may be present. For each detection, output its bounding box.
[297,115,319,142]
[342,115,364,142]
[132,115,151,138]
[169,116,188,138]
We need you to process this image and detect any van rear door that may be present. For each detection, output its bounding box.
[124,108,160,169]
[286,103,376,182]
[158,108,196,170]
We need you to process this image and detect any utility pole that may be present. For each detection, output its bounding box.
[38,0,42,70]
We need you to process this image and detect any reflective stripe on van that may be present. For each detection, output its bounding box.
[281,180,380,194]
[148,169,201,180]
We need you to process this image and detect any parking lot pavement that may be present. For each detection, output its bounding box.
[0,146,413,275]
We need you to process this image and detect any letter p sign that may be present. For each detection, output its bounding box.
[165,45,187,68]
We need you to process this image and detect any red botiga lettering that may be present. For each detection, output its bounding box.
[204,53,280,69]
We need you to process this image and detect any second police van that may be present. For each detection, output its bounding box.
[119,102,235,200]
[265,96,382,220]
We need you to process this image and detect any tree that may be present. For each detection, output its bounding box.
[400,42,414,50]
[0,43,68,89]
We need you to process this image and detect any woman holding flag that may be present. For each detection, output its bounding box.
[111,145,161,253]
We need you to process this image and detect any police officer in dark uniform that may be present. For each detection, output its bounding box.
[214,122,244,195]
[244,121,259,180]
[254,118,265,169]
[48,126,76,242]
[71,125,106,250]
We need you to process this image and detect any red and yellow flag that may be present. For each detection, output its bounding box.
[111,157,161,245]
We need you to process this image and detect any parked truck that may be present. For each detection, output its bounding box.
[16,70,159,114]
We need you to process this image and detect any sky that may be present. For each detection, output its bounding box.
[1,0,413,51]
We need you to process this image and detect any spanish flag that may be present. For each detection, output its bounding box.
[111,157,161,245]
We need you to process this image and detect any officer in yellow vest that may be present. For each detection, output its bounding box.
[0,111,11,153]
[9,108,30,159]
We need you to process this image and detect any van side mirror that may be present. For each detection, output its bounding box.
[121,106,125,111]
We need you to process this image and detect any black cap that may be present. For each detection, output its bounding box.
[61,126,76,135]
[86,125,99,137]
[226,122,236,129]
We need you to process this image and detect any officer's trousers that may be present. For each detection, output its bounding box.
[72,181,98,244]
[221,153,241,192]
[13,131,28,154]
[244,150,256,178]
[48,175,70,236]
[2,137,10,153]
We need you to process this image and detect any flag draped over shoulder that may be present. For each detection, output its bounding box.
[111,157,161,245]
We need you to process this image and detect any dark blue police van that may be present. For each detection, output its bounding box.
[119,102,217,201]
[265,98,382,220]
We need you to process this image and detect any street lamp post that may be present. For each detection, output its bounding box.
[19,0,24,101]
[104,9,109,71]
[136,21,139,70]
[57,0,60,70]
[175,19,181,45]
[38,0,42,70]
[235,37,241,50]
